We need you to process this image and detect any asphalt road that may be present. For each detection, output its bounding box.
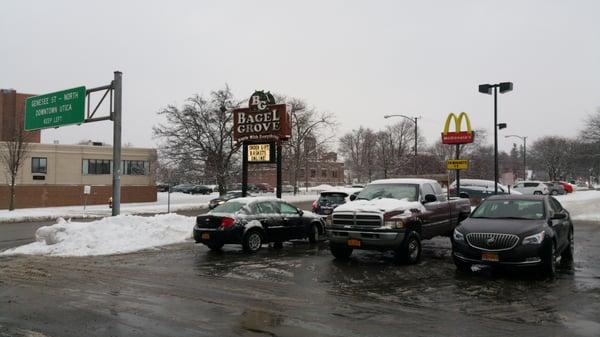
[1,216,599,336]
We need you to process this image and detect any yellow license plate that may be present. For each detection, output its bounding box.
[201,233,210,240]
[347,239,361,247]
[481,252,499,262]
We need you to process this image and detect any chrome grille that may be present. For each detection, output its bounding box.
[332,212,382,227]
[466,233,519,251]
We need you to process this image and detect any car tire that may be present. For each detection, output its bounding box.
[542,242,557,277]
[205,242,224,251]
[395,232,422,264]
[330,242,353,260]
[534,191,542,195]
[453,255,472,273]
[242,229,263,253]
[308,223,320,244]
[561,228,574,262]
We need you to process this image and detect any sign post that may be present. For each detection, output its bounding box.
[233,91,291,198]
[441,112,475,197]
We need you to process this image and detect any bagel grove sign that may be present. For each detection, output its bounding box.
[233,91,291,142]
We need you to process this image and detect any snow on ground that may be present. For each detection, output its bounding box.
[0,191,319,223]
[556,190,600,221]
[0,214,194,257]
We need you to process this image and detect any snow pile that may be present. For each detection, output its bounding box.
[556,191,600,221]
[334,198,425,213]
[0,214,194,257]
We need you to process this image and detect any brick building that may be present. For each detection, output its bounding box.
[0,89,157,209]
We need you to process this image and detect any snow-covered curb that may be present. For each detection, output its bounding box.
[0,192,319,223]
[0,214,195,257]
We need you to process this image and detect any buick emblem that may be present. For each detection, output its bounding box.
[486,237,496,246]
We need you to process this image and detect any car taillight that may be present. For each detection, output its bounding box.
[220,217,235,229]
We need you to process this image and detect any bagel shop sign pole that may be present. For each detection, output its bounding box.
[233,91,291,198]
[441,112,475,197]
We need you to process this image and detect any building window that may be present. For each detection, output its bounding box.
[310,169,316,178]
[332,170,337,178]
[123,160,149,175]
[31,157,47,174]
[321,170,327,178]
[83,159,112,175]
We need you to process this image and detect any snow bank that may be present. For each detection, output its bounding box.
[0,214,194,257]
[556,191,600,221]
[334,198,425,213]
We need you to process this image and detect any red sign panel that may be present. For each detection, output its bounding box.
[441,131,475,144]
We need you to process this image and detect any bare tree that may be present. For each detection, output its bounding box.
[530,136,573,180]
[338,127,377,183]
[582,108,600,143]
[153,86,241,195]
[0,124,33,211]
[281,97,337,193]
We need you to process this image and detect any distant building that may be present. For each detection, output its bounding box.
[0,89,157,209]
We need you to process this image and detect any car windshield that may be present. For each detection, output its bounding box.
[212,201,245,214]
[356,184,418,202]
[319,193,346,204]
[471,199,545,220]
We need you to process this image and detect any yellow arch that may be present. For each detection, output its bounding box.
[443,112,472,134]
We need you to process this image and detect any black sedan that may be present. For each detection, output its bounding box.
[194,197,325,252]
[452,195,574,276]
[312,191,349,216]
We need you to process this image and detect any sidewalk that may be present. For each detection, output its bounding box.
[0,192,319,223]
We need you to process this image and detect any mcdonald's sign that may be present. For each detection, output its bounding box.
[441,112,475,144]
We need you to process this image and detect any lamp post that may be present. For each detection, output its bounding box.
[505,134,527,181]
[478,82,513,195]
[383,114,420,175]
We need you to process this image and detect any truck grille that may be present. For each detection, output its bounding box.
[332,213,382,227]
[466,233,519,251]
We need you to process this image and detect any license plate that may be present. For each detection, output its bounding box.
[481,252,499,262]
[347,239,361,247]
[201,233,210,240]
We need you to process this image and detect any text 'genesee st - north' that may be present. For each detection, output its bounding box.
[236,109,281,134]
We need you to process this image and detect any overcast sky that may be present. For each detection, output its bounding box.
[2,0,598,151]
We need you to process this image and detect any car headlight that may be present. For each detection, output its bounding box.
[453,228,464,241]
[522,231,545,245]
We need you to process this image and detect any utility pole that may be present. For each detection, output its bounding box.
[112,71,122,216]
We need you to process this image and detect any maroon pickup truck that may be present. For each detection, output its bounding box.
[326,178,471,264]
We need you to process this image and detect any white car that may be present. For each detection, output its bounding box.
[512,181,549,195]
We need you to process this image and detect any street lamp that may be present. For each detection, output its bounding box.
[478,82,513,194]
[383,114,420,175]
[505,134,527,181]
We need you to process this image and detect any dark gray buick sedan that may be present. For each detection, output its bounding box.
[451,195,574,276]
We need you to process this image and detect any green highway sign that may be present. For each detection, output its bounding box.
[24,86,86,131]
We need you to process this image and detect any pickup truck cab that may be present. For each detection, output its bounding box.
[326,178,471,264]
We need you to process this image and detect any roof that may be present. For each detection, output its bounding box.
[369,178,438,185]
[485,194,547,201]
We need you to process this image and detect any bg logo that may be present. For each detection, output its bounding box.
[249,90,276,112]
[441,112,475,144]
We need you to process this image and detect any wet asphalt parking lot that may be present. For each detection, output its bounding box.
[1,217,599,337]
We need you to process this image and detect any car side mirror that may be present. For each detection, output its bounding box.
[349,194,357,201]
[459,192,470,199]
[297,209,304,216]
[551,212,566,220]
[423,194,437,203]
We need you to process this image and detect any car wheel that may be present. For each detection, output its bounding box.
[242,230,263,253]
[561,229,574,262]
[534,191,542,195]
[395,232,422,264]
[330,242,353,260]
[308,223,320,244]
[205,242,224,251]
[542,242,557,277]
[453,255,472,273]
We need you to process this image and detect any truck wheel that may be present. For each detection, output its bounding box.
[242,229,263,253]
[395,232,422,264]
[330,243,353,260]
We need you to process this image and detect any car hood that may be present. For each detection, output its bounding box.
[334,198,425,214]
[458,218,546,236]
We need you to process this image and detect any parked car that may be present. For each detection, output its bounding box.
[452,195,574,276]
[326,179,472,264]
[208,190,253,209]
[448,179,520,206]
[194,197,326,252]
[512,181,549,195]
[255,183,275,193]
[171,184,197,194]
[156,184,170,192]
[544,182,566,196]
[280,184,295,193]
[312,191,349,216]
[556,181,574,193]
[193,185,213,195]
